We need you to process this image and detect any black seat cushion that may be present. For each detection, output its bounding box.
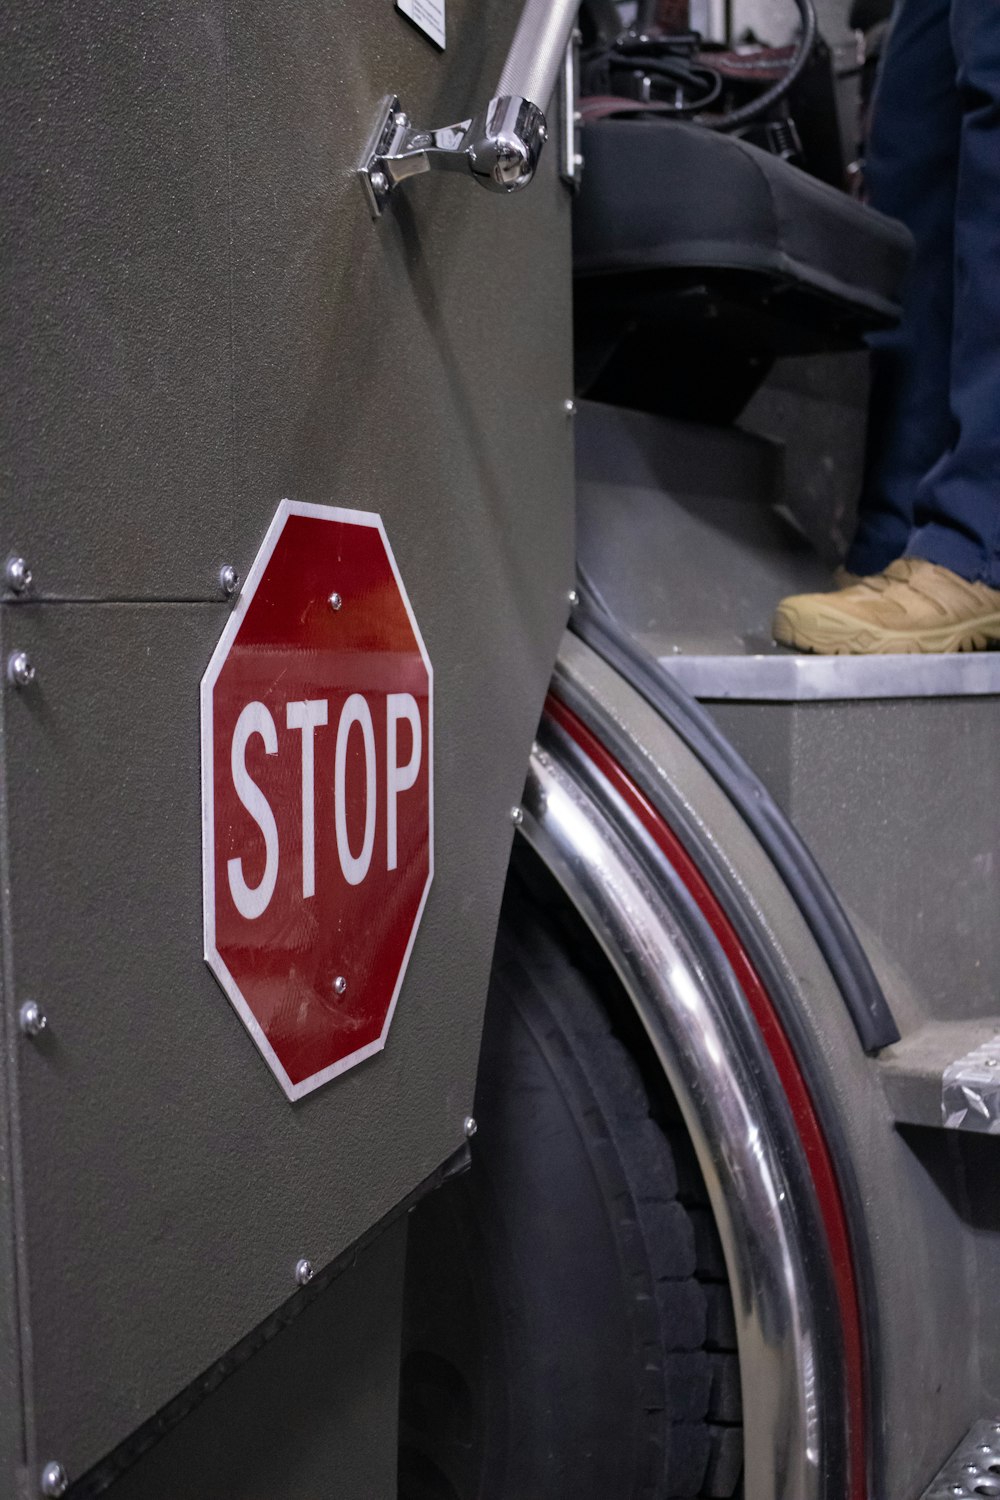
[573,119,912,328]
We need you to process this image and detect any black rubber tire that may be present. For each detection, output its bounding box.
[399,867,743,1500]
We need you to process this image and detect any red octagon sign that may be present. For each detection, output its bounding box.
[201,500,433,1100]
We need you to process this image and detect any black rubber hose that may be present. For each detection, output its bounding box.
[570,572,899,1053]
[708,0,819,131]
[608,52,724,112]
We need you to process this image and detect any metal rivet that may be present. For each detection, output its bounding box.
[219,564,240,598]
[5,556,32,594]
[333,975,347,996]
[567,588,580,607]
[393,111,409,128]
[563,398,577,417]
[40,1462,69,1498]
[328,592,343,612]
[295,1258,314,1286]
[369,170,389,196]
[987,1058,998,1068]
[18,1001,47,1039]
[464,1116,478,1139]
[7,651,36,688]
[510,806,523,827]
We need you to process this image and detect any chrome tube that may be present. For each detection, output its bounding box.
[495,0,580,110]
[359,1,580,214]
[520,729,848,1500]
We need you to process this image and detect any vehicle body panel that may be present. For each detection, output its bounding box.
[0,0,573,1482]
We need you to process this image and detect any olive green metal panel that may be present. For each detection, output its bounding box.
[4,0,575,606]
[2,0,234,601]
[3,602,482,1481]
[108,1220,407,1500]
[0,613,26,1497]
[0,0,573,1487]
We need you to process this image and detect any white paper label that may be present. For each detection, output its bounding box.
[396,0,445,49]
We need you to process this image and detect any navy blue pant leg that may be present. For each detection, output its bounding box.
[846,0,961,577]
[908,0,1000,584]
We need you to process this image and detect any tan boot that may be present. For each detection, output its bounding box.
[773,557,1000,655]
[833,564,897,594]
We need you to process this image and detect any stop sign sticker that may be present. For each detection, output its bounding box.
[201,500,433,1100]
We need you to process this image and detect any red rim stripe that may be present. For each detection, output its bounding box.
[546,692,867,1500]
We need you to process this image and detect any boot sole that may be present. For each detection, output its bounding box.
[772,606,1000,656]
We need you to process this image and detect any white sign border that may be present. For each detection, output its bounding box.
[395,0,446,50]
[201,497,435,1102]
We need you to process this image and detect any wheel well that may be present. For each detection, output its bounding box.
[399,842,743,1500]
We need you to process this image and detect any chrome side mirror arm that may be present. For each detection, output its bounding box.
[360,0,578,217]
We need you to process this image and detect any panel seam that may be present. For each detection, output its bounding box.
[0,604,35,1482]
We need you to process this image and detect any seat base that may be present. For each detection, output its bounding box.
[573,120,912,419]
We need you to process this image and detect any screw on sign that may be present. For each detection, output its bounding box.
[201,500,433,1100]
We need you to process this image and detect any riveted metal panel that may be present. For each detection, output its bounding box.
[0,611,26,1499]
[106,1220,407,1500]
[1,589,547,1475]
[0,0,573,1485]
[3,0,574,604]
[2,0,235,601]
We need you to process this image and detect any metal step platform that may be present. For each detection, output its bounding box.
[576,398,1000,1033]
[880,1021,1000,1133]
[918,1417,1000,1499]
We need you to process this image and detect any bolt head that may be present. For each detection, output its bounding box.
[328,592,343,612]
[40,1461,69,1497]
[464,1115,478,1139]
[510,805,524,827]
[219,564,240,598]
[369,170,389,196]
[7,651,36,689]
[563,398,577,417]
[19,1001,47,1039]
[5,556,32,594]
[295,1257,314,1286]
[333,975,347,996]
[567,588,580,607]
[393,111,409,129]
